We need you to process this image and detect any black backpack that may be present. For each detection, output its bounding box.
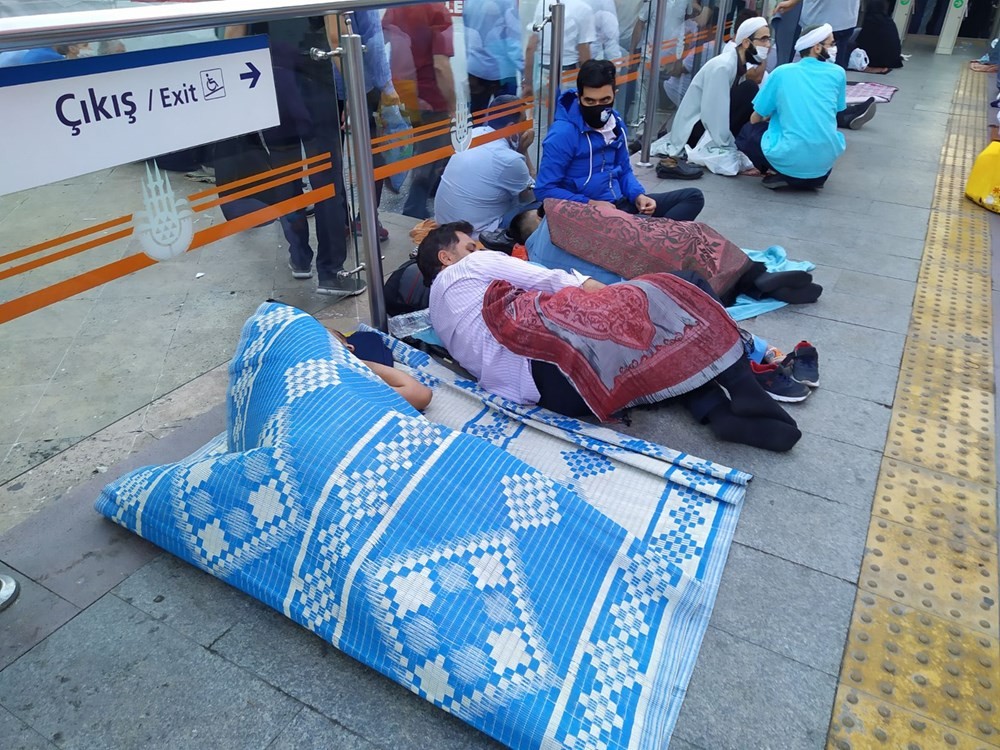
[384,259,430,316]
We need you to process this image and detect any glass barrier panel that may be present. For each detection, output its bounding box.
[0,13,377,492]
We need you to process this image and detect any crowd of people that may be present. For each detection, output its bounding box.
[6,1,897,453]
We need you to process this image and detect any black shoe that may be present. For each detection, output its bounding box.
[849,97,877,130]
[780,340,820,387]
[479,228,517,255]
[750,361,811,402]
[656,157,703,180]
[762,173,790,190]
[628,138,642,155]
[317,275,367,297]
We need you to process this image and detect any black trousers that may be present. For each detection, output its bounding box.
[687,80,760,150]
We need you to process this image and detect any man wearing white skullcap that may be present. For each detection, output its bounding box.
[651,14,773,178]
[734,24,846,190]
[773,0,861,68]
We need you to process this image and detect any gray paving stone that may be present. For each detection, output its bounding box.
[831,270,917,306]
[672,627,836,750]
[0,594,300,750]
[664,736,707,750]
[211,604,503,750]
[734,477,869,582]
[792,290,913,335]
[0,337,74,389]
[0,562,79,671]
[266,707,381,750]
[792,388,892,454]
[0,406,224,608]
[745,309,906,369]
[710,544,855,675]
[627,408,881,510]
[0,705,57,750]
[114,553,270,649]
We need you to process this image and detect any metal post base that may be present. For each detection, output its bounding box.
[0,574,19,612]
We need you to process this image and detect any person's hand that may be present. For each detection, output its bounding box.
[589,199,616,212]
[518,128,535,151]
[774,0,797,14]
[745,63,766,84]
[522,78,534,101]
[635,194,657,215]
[380,88,400,108]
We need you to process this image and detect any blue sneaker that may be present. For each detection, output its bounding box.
[782,341,820,388]
[750,361,811,403]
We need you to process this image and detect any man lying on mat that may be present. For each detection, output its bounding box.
[416,222,802,452]
[507,199,822,306]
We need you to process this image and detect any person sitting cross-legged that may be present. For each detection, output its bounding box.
[735,23,847,190]
[535,59,706,222]
[416,221,803,452]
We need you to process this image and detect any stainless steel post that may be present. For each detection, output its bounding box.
[638,0,670,165]
[714,0,729,59]
[341,23,387,331]
[546,1,565,127]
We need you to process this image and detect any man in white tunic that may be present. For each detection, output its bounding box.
[652,16,771,177]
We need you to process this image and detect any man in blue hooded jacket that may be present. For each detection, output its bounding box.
[535,59,705,221]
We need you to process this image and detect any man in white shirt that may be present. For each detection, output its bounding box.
[416,222,802,451]
[773,0,861,69]
[524,0,596,100]
[434,95,535,238]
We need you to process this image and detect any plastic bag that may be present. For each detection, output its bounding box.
[380,104,413,193]
[848,48,869,71]
[965,141,1000,214]
[684,130,753,176]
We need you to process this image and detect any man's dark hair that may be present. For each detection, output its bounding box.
[509,209,538,245]
[734,7,758,28]
[415,221,474,287]
[576,59,617,93]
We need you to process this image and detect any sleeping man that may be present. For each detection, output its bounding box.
[415,221,803,452]
[508,198,822,305]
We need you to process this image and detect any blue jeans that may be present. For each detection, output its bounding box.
[615,188,705,221]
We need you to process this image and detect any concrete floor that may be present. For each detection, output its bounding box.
[0,35,989,750]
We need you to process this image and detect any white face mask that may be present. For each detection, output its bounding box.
[826,45,838,62]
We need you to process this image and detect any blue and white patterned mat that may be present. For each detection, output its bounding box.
[96,303,750,749]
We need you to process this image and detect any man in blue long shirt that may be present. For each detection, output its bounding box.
[463,0,523,116]
[534,59,705,221]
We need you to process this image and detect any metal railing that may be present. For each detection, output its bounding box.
[0,0,418,51]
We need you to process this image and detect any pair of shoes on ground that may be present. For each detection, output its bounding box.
[751,341,820,402]
[287,262,367,297]
[656,154,704,180]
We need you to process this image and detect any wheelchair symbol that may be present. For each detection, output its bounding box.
[200,69,226,100]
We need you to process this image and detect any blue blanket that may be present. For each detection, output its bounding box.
[96,303,749,749]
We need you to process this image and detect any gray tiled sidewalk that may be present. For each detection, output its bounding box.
[0,36,983,750]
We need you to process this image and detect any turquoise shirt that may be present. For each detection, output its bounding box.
[752,57,847,179]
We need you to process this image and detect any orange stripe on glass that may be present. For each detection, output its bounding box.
[0,215,132,266]
[0,188,328,325]
[0,228,134,282]
[191,160,332,212]
[372,119,532,181]
[187,152,329,201]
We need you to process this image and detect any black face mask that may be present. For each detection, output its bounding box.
[580,102,614,129]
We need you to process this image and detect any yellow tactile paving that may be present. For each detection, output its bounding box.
[830,683,997,750]
[873,459,997,553]
[827,64,999,749]
[860,519,998,637]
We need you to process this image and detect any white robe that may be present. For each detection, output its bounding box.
[652,41,740,158]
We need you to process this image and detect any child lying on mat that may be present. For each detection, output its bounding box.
[327,327,433,412]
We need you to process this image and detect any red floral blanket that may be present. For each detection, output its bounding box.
[544,198,752,299]
[482,273,745,421]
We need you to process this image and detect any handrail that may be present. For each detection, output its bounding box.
[0,0,419,51]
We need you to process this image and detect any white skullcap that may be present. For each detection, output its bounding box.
[794,23,833,52]
[734,17,768,45]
